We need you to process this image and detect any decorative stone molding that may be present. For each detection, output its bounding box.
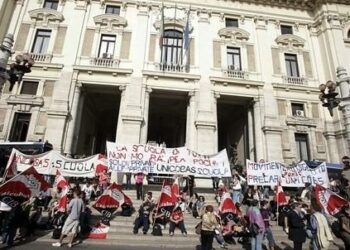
[286,116,317,128]
[218,27,250,41]
[154,18,187,32]
[28,8,64,27]
[6,95,44,107]
[93,14,127,31]
[275,34,305,48]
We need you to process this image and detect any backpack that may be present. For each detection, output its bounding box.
[331,216,343,238]
[152,224,162,236]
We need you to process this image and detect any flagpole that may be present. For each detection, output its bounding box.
[159,1,165,71]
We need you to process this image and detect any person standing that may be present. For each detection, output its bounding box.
[247,200,265,250]
[260,200,275,250]
[52,190,84,248]
[288,202,306,250]
[306,203,333,250]
[125,173,132,190]
[135,172,145,200]
[230,172,242,204]
[200,205,218,250]
[339,206,350,249]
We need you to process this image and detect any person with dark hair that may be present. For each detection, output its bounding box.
[339,206,350,249]
[52,190,84,248]
[247,199,265,250]
[135,172,145,200]
[288,202,306,250]
[169,206,187,236]
[306,202,333,250]
[260,200,275,250]
[200,205,219,250]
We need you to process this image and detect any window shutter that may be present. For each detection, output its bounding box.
[312,103,319,118]
[43,81,55,97]
[148,34,156,62]
[277,100,286,116]
[53,27,67,54]
[14,23,30,51]
[120,32,132,60]
[213,41,221,68]
[190,38,195,65]
[271,48,281,74]
[246,45,256,72]
[303,51,313,78]
[81,29,95,57]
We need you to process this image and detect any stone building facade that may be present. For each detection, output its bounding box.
[1,0,350,168]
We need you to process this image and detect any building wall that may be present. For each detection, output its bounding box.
[1,0,350,167]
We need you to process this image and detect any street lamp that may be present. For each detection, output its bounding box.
[319,80,340,117]
[0,33,34,94]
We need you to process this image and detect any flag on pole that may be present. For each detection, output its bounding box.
[171,177,180,198]
[54,170,69,212]
[2,149,18,181]
[155,180,176,219]
[275,183,288,206]
[315,184,349,215]
[219,192,239,215]
[159,2,165,48]
[0,166,50,199]
[183,6,191,72]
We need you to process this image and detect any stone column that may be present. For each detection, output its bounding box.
[64,82,82,156]
[253,98,264,161]
[0,34,13,91]
[247,103,255,161]
[186,91,196,149]
[140,86,152,144]
[324,132,338,162]
[337,67,350,155]
[115,85,126,143]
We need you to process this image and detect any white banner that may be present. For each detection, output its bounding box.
[246,160,329,187]
[11,149,104,178]
[107,142,231,178]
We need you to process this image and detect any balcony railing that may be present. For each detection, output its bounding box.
[29,53,52,63]
[91,57,120,67]
[157,63,187,72]
[223,67,249,79]
[282,75,307,85]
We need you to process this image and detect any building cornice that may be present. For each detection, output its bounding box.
[73,65,133,76]
[210,76,264,88]
[142,70,201,81]
[272,83,320,94]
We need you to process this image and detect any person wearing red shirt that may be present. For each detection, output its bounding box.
[169,206,187,236]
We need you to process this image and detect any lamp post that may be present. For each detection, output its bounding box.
[0,33,34,94]
[319,66,350,153]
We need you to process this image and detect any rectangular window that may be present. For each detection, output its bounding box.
[9,113,31,142]
[295,133,310,161]
[105,5,120,15]
[285,54,299,77]
[291,103,304,116]
[162,30,183,65]
[227,47,241,70]
[98,35,116,58]
[20,81,39,95]
[225,18,239,28]
[43,0,59,10]
[281,25,293,35]
[31,30,51,54]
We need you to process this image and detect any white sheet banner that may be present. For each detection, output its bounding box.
[246,160,329,187]
[106,142,231,178]
[11,149,104,177]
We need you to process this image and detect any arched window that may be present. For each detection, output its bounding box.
[161,30,183,66]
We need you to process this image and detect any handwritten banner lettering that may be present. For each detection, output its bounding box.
[107,142,231,178]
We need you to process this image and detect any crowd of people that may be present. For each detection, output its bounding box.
[0,161,349,250]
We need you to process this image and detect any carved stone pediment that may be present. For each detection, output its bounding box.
[93,14,127,31]
[218,27,250,41]
[29,8,64,26]
[275,34,305,48]
[286,116,316,127]
[154,18,187,32]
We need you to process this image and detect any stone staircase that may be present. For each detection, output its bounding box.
[35,187,345,249]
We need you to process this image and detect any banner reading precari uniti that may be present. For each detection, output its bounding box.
[246,160,329,187]
[106,142,231,178]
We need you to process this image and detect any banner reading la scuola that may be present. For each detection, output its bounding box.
[107,142,231,178]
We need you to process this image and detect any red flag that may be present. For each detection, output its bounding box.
[3,149,18,180]
[219,192,239,215]
[275,183,288,206]
[315,184,349,215]
[96,154,108,175]
[171,177,180,199]
[54,170,69,212]
[0,166,50,198]
[93,182,132,211]
[157,180,176,208]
